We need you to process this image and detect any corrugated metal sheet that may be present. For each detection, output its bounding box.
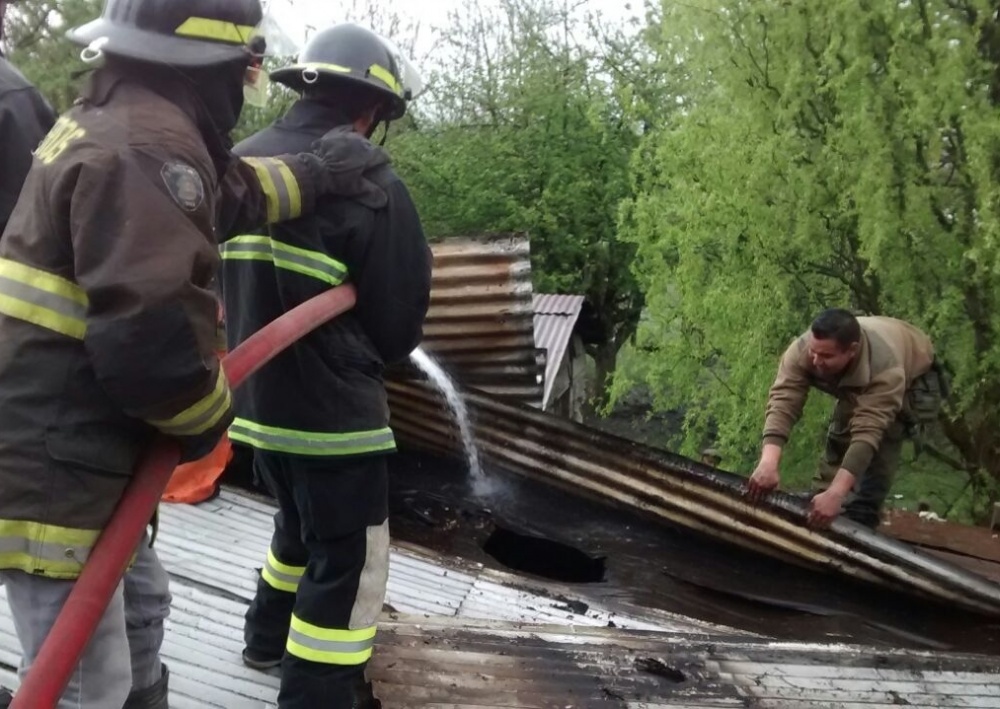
[533,293,586,408]
[416,234,545,407]
[4,489,999,707]
[0,489,740,707]
[150,490,724,634]
[386,379,1000,617]
[372,617,1000,708]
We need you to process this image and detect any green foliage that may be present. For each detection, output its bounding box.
[5,0,103,111]
[388,0,651,398]
[619,0,1000,513]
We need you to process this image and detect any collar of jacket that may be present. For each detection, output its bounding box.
[278,98,356,135]
[81,66,234,178]
[838,330,872,389]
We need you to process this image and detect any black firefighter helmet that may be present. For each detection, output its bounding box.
[271,23,412,122]
[66,0,264,68]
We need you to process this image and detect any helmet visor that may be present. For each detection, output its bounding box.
[379,35,424,101]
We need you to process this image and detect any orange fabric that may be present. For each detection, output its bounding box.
[164,307,232,505]
[162,432,233,504]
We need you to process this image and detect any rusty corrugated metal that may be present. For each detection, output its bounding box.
[386,379,1000,617]
[533,294,586,408]
[418,234,545,407]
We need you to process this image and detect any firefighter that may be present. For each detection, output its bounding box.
[0,0,371,706]
[0,0,57,233]
[221,23,432,709]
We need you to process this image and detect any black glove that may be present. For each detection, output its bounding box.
[300,125,390,209]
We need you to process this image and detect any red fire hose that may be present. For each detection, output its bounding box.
[11,284,358,708]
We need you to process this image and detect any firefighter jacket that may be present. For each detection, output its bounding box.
[0,55,56,233]
[0,70,314,580]
[221,99,433,459]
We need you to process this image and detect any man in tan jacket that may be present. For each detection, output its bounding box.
[746,309,947,529]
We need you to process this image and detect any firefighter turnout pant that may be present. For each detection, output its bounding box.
[0,532,170,709]
[244,451,389,707]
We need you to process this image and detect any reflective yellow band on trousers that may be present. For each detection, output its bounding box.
[229,418,396,457]
[147,367,232,437]
[0,518,101,579]
[0,258,87,339]
[221,236,348,286]
[242,157,303,223]
[261,547,305,593]
[286,614,377,666]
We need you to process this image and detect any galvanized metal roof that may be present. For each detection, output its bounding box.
[0,488,737,707]
[533,293,587,408]
[1,488,997,707]
[418,234,545,407]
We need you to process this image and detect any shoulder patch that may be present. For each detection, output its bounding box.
[160,162,205,212]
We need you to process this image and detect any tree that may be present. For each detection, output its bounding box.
[5,0,102,111]
[390,0,650,404]
[619,0,1000,517]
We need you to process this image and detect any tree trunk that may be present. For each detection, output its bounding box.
[588,340,618,413]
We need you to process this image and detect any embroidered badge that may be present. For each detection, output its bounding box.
[161,162,205,212]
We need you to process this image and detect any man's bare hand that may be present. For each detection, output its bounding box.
[807,488,845,529]
[745,461,780,504]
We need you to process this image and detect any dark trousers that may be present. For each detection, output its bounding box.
[812,401,905,528]
[244,451,389,708]
[811,365,946,528]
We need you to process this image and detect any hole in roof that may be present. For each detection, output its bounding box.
[482,524,606,584]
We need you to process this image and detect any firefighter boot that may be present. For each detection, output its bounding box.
[123,664,169,709]
[345,679,381,709]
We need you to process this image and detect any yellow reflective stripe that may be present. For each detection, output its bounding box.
[290,62,401,97]
[0,518,101,579]
[261,547,305,593]
[296,62,352,75]
[221,236,348,286]
[367,64,402,96]
[0,258,88,339]
[243,157,302,223]
[229,418,396,457]
[244,158,280,223]
[286,614,376,666]
[147,368,231,436]
[174,17,256,44]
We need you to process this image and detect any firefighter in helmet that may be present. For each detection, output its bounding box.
[221,23,432,709]
[0,0,365,706]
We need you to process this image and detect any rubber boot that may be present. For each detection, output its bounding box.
[123,664,169,709]
[346,678,381,709]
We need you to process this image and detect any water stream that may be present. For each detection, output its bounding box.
[409,347,492,496]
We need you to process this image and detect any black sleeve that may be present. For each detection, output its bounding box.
[0,86,56,232]
[70,150,232,462]
[341,178,432,365]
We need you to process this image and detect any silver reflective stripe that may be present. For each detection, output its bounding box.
[221,237,348,286]
[0,536,90,564]
[263,551,303,591]
[0,274,86,323]
[254,158,292,221]
[286,627,375,656]
[229,419,396,457]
